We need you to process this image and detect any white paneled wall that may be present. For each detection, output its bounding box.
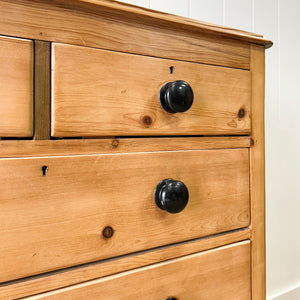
[120,0,150,7]
[190,0,223,24]
[224,0,253,31]
[119,1,300,299]
[150,0,189,17]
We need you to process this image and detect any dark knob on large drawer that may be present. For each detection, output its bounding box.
[154,179,189,214]
[166,298,178,300]
[159,80,194,113]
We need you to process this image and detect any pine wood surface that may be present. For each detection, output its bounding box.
[52,43,251,137]
[34,41,51,140]
[0,0,272,50]
[0,1,270,298]
[25,241,251,300]
[0,229,250,299]
[250,44,266,299]
[0,136,251,158]
[0,149,249,282]
[0,35,33,137]
[0,0,252,69]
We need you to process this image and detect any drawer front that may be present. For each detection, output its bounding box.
[0,148,249,282]
[27,241,251,299]
[52,43,251,137]
[0,36,33,137]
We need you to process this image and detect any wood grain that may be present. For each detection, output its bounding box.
[25,241,251,300]
[52,43,251,137]
[250,44,266,299]
[0,0,252,69]
[0,35,33,137]
[0,229,250,299]
[0,149,249,282]
[34,41,51,140]
[0,136,251,158]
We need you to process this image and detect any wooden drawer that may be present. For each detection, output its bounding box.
[26,241,251,299]
[51,43,251,137]
[0,36,33,137]
[0,148,249,282]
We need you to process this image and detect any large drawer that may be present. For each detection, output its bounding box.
[26,241,251,299]
[0,36,33,137]
[0,148,249,282]
[51,43,251,137]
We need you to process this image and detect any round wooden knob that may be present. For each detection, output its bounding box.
[154,179,189,214]
[159,80,194,113]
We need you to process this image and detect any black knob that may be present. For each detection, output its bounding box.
[159,80,194,113]
[154,179,189,214]
[166,298,178,300]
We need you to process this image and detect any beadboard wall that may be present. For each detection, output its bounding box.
[119,0,300,299]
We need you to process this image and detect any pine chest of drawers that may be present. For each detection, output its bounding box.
[0,0,272,299]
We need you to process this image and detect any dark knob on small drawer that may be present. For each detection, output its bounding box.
[159,80,194,113]
[166,298,178,300]
[154,179,189,214]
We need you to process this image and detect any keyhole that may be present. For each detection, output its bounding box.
[42,165,48,176]
[169,66,174,74]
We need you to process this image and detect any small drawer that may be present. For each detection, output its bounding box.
[51,43,251,137]
[0,148,249,282]
[26,241,251,299]
[0,36,33,137]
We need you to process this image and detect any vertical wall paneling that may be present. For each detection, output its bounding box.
[223,0,253,32]
[253,0,279,120]
[149,0,189,17]
[190,0,223,25]
[271,0,300,296]
[119,0,150,8]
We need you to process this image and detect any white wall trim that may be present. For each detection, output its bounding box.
[267,285,300,300]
